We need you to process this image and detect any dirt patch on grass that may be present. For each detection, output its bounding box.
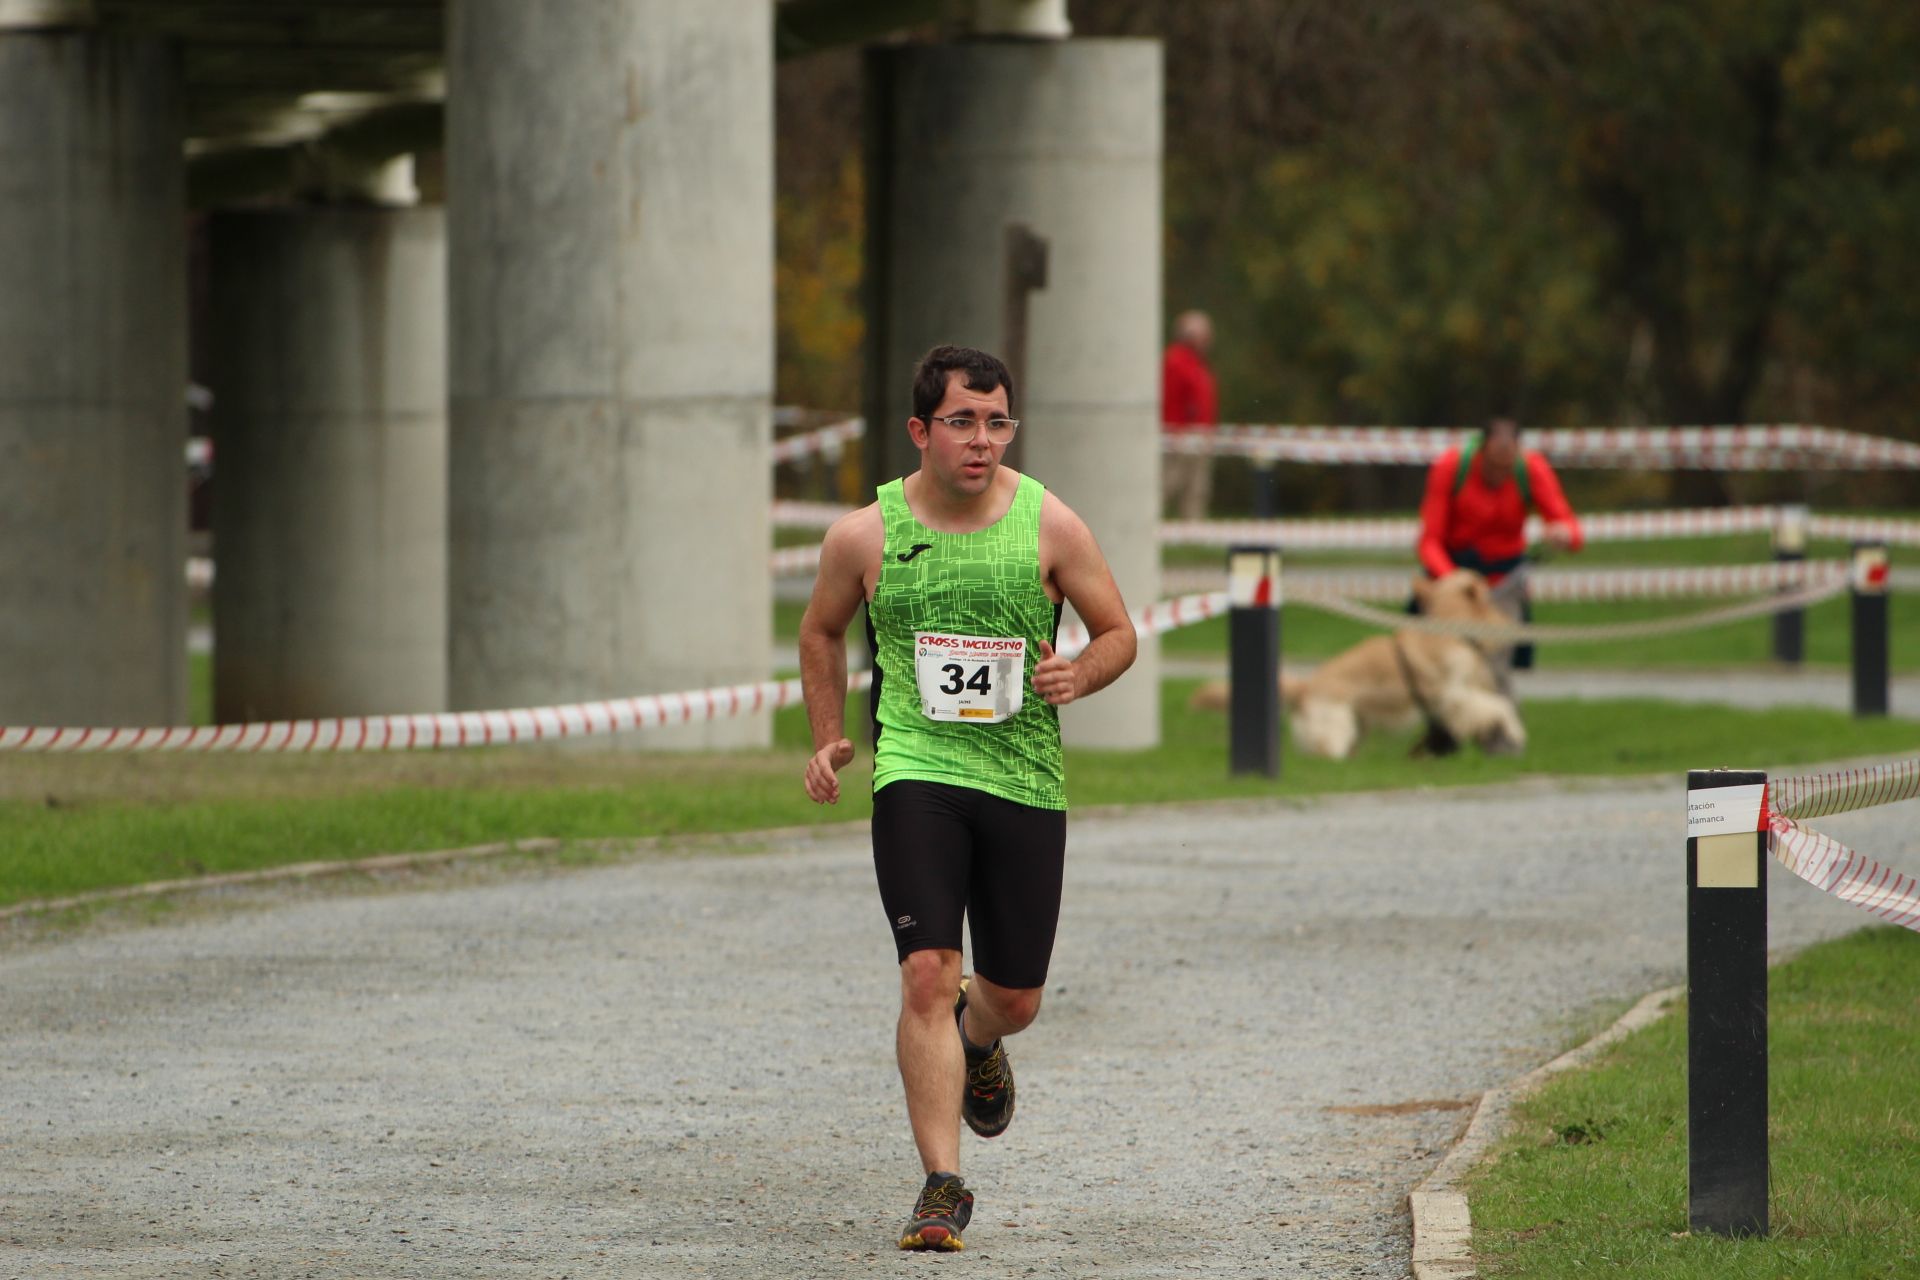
[1328,1098,1476,1116]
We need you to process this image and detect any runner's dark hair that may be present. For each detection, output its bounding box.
[912,346,1016,422]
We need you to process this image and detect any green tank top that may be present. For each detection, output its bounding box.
[866,474,1067,810]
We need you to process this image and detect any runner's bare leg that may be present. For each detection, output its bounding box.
[897,949,966,1173]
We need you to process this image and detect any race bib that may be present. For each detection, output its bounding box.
[914,633,1026,724]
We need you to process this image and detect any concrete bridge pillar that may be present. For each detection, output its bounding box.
[0,25,186,727]
[208,207,448,722]
[447,0,773,747]
[864,38,1165,749]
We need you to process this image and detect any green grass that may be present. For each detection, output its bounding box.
[5,680,1917,910]
[1466,926,1920,1278]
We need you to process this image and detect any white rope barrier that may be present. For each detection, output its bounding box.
[0,592,1229,754]
[1163,560,1860,604]
[1765,760,1920,932]
[1293,577,1851,645]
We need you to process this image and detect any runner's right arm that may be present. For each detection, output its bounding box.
[798,506,881,804]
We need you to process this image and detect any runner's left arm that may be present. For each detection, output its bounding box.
[1034,494,1137,707]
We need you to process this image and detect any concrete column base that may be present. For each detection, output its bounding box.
[209,208,447,723]
[0,30,184,726]
[448,396,770,749]
[448,0,774,750]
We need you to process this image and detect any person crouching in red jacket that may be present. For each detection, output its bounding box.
[1416,417,1583,674]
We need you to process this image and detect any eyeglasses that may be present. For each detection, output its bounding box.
[925,415,1020,443]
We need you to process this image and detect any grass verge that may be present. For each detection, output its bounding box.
[5,680,1917,910]
[1465,926,1920,1279]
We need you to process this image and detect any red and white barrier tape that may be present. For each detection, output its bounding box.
[1765,761,1920,932]
[1161,506,1795,549]
[1167,423,1920,470]
[771,417,864,464]
[0,592,1227,753]
[0,679,814,754]
[782,505,1918,553]
[770,544,824,577]
[772,500,852,530]
[194,418,1920,475]
[1056,590,1230,654]
[1809,515,1920,548]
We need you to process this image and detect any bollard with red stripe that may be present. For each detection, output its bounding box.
[1686,768,1770,1238]
[1851,542,1891,717]
[1227,546,1282,778]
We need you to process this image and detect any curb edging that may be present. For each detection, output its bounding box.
[1407,983,1684,1279]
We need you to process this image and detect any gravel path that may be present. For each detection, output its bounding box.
[2,778,1907,1279]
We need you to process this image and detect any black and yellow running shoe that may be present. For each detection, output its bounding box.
[955,976,1016,1139]
[898,1171,973,1251]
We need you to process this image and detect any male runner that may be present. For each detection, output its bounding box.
[799,345,1137,1252]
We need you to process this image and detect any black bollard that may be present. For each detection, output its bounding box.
[1228,546,1281,778]
[1250,457,1278,520]
[1851,542,1890,718]
[1770,506,1806,665]
[1686,768,1770,1238]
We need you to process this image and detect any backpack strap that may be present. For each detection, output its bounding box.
[1452,433,1533,507]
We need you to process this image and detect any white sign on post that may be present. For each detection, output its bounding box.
[1686,783,1768,839]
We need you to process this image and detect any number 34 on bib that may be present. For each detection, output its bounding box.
[914,634,1026,724]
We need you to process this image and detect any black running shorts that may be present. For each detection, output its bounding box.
[871,779,1067,990]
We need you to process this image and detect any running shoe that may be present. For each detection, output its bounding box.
[898,1171,973,1251]
[955,976,1016,1138]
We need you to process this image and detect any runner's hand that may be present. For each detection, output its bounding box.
[1032,640,1079,706]
[805,738,855,804]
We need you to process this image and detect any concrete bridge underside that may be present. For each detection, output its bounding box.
[0,0,1162,749]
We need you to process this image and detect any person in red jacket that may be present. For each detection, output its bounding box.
[1160,310,1218,520]
[1416,417,1583,672]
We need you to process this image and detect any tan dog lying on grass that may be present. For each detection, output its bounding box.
[1189,570,1526,760]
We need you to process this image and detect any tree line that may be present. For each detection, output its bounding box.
[776,1,1920,509]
